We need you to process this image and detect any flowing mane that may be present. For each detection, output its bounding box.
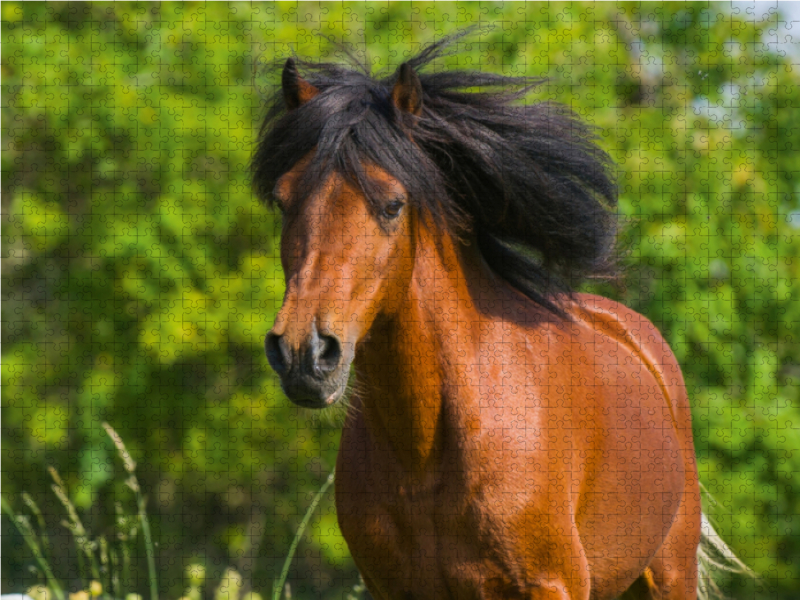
[251,31,618,315]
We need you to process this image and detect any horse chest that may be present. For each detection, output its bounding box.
[336,413,528,599]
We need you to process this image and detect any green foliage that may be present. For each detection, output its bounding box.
[3,2,798,598]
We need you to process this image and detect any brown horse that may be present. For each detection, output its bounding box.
[253,34,744,600]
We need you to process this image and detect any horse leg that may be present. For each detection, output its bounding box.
[615,568,659,600]
[617,500,701,600]
[507,530,591,600]
[641,541,699,600]
[523,578,591,600]
[484,577,588,600]
[617,560,697,600]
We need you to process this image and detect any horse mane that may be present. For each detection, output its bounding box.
[251,30,619,316]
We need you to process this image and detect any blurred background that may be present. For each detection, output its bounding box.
[2,2,798,598]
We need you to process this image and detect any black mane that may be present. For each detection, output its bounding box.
[251,32,618,316]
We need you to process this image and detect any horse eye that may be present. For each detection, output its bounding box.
[382,200,405,219]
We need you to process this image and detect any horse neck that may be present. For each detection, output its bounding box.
[353,224,487,477]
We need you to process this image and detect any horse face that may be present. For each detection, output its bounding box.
[265,157,414,408]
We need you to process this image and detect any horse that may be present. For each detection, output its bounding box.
[252,33,745,600]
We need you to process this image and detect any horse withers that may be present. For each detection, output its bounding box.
[252,35,745,600]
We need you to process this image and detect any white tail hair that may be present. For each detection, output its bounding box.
[696,511,758,600]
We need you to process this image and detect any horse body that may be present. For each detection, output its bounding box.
[336,226,700,599]
[251,34,735,599]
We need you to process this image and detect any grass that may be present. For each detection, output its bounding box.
[3,423,154,600]
[4,424,361,600]
[271,470,336,600]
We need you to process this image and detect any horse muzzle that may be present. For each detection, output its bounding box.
[265,325,350,408]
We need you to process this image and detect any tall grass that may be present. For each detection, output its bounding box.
[4,424,359,600]
[101,423,158,600]
[271,470,336,600]
[1,494,66,600]
[3,424,157,600]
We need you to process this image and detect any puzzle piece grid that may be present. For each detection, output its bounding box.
[2,3,798,599]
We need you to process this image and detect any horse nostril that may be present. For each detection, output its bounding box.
[265,332,291,375]
[316,334,342,374]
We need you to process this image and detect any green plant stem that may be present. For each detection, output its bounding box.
[272,469,336,600]
[110,545,121,600]
[22,493,50,562]
[50,469,97,584]
[103,423,157,600]
[2,498,66,600]
[122,541,131,593]
[138,493,159,600]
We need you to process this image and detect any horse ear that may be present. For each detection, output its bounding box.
[282,58,319,110]
[391,63,423,117]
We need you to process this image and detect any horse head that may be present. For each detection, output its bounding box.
[263,59,424,408]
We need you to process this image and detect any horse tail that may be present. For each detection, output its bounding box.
[696,512,756,600]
